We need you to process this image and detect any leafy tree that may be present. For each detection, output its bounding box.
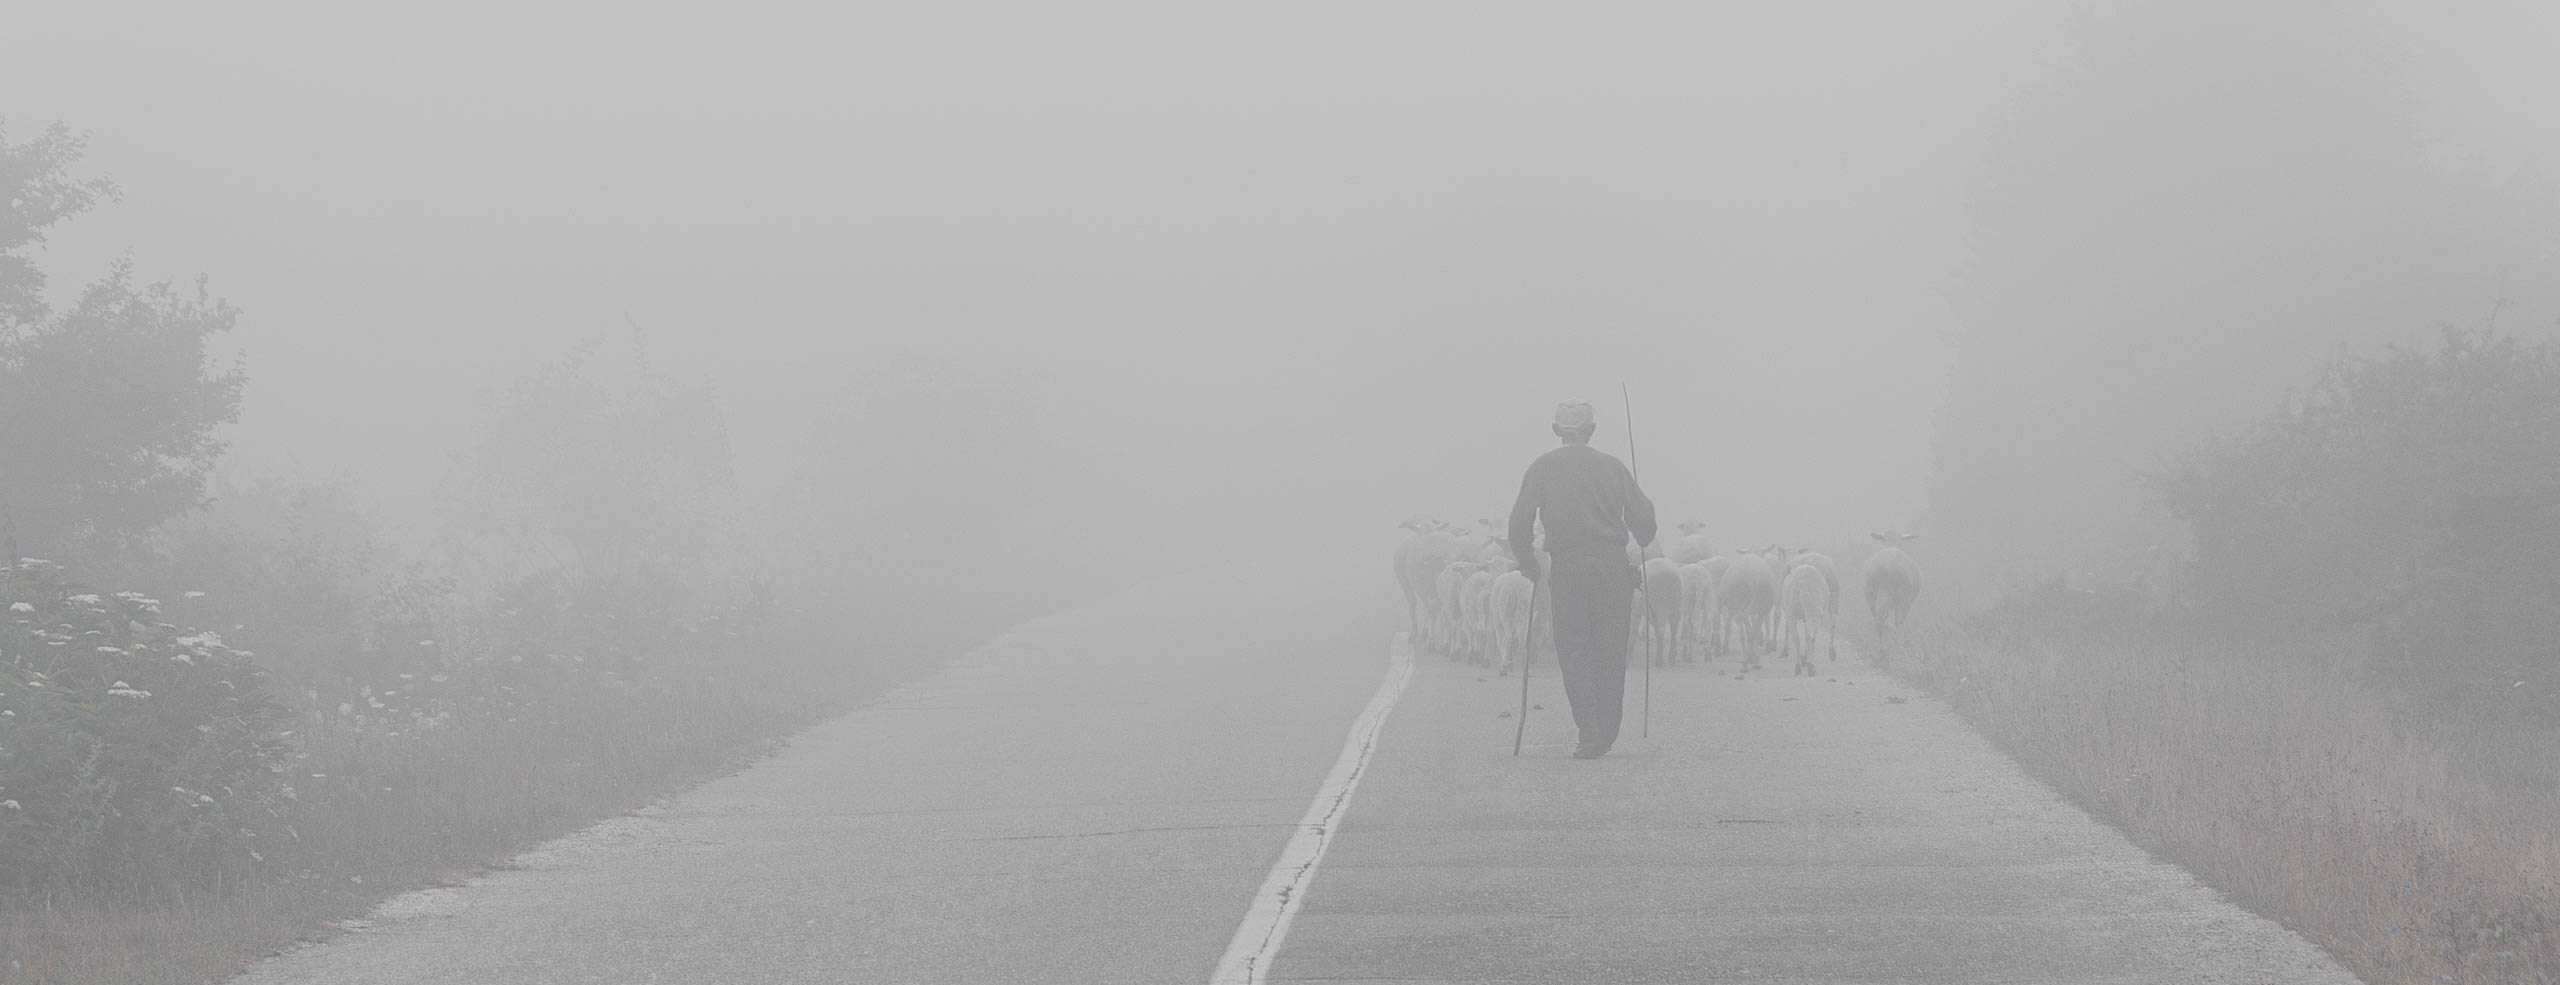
[2149,328,2560,664]
[1,121,118,330]
[1926,5,2557,568]
[0,122,244,560]
[440,338,734,578]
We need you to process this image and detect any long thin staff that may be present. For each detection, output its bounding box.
[1512,594,1539,756]
[1624,382,1649,739]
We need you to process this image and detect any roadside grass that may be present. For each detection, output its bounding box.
[0,597,986,985]
[1867,609,2558,985]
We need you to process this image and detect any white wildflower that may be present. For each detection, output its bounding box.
[337,703,353,716]
[107,683,151,698]
[96,646,124,654]
[429,674,449,683]
[66,594,100,606]
[183,591,206,599]
[417,639,436,647]
[1,710,14,717]
[7,602,30,613]
[1,800,18,810]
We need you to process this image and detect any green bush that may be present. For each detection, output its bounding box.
[2148,327,2560,676]
[0,558,293,899]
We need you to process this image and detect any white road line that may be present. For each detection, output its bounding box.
[1209,632,1416,985]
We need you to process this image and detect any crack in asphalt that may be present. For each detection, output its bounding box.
[654,795,1300,821]
[971,823,1301,842]
[1213,637,1416,985]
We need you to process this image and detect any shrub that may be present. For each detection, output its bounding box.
[0,558,293,900]
[2148,327,2560,675]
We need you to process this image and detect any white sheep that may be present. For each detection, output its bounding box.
[1751,545,1796,648]
[1488,569,1541,675]
[1717,553,1780,671]
[1638,557,1685,668]
[1790,549,1842,635]
[1779,562,1834,675]
[1663,522,1716,564]
[1433,559,1481,660]
[1698,554,1734,660]
[1862,531,1923,660]
[1460,563,1503,666]
[1676,561,1716,663]
[1394,518,1465,644]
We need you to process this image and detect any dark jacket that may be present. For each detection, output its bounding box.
[1508,443,1657,569]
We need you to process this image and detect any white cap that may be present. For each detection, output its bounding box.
[1553,399,1596,430]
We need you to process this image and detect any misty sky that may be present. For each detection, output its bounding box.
[9,2,2557,577]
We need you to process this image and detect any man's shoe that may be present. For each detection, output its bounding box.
[1571,743,1607,759]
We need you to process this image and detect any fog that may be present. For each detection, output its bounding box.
[16,6,2559,602]
[13,3,2560,981]
[5,2,2069,596]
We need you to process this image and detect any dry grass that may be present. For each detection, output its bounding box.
[0,886,359,985]
[1874,614,2559,984]
[0,601,984,985]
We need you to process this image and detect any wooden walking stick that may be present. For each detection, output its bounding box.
[1512,591,1539,756]
[1624,382,1649,739]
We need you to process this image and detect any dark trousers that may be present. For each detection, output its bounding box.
[1549,553,1635,750]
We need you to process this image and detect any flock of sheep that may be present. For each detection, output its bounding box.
[1393,517,1924,678]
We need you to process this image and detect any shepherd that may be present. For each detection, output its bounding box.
[1507,398,1658,759]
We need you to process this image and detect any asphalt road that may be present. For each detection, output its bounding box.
[230,557,2361,984]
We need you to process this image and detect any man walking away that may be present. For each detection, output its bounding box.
[1508,398,1658,759]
